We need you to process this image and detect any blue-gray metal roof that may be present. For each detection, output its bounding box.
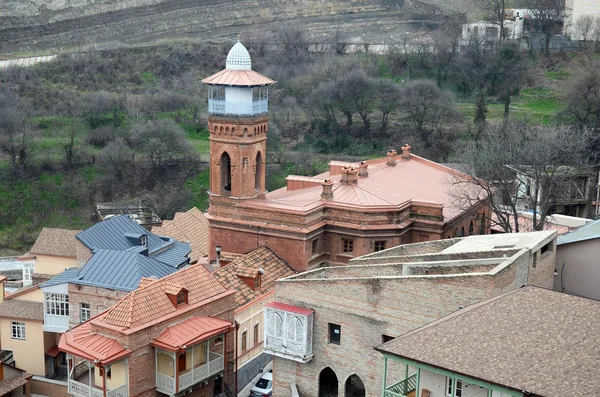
[70,249,177,291]
[557,219,600,246]
[77,215,190,267]
[40,267,80,288]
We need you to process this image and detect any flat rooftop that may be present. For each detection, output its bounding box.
[280,231,556,282]
[375,287,600,396]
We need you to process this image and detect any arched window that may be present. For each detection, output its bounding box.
[344,374,365,397]
[219,126,224,134]
[225,127,230,135]
[255,152,263,192]
[319,367,338,397]
[232,127,235,135]
[214,126,218,134]
[267,311,283,337]
[243,128,248,137]
[468,221,474,235]
[287,317,304,343]
[220,152,232,194]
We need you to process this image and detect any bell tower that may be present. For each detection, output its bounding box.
[202,41,275,201]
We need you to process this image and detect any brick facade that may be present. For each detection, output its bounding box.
[68,284,127,327]
[269,233,556,397]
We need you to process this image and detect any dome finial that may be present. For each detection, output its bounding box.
[226,41,251,71]
[237,33,241,42]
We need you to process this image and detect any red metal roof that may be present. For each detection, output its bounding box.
[59,322,130,365]
[45,345,60,357]
[201,69,275,87]
[151,316,232,352]
[264,301,314,316]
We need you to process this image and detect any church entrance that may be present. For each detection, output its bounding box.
[319,367,338,397]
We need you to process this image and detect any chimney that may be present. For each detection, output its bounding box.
[216,245,222,267]
[358,161,368,177]
[340,167,358,185]
[401,143,412,160]
[386,150,397,166]
[321,180,334,200]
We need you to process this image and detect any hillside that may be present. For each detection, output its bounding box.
[0,0,476,56]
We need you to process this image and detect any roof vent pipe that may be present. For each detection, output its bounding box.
[358,161,368,177]
[340,167,358,185]
[386,150,397,166]
[321,180,334,200]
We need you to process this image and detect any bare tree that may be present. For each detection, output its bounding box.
[526,0,567,54]
[130,119,194,169]
[78,90,114,128]
[484,0,509,40]
[0,89,33,170]
[99,138,133,182]
[561,54,600,134]
[573,14,597,42]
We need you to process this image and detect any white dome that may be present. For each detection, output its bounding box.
[226,41,252,71]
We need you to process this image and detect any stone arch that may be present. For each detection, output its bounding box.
[225,127,230,135]
[344,374,365,397]
[255,151,263,192]
[219,126,224,134]
[243,128,248,137]
[232,127,235,135]
[214,126,218,134]
[319,367,338,397]
[220,152,232,194]
[253,127,257,135]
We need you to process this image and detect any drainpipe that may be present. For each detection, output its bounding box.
[234,321,240,395]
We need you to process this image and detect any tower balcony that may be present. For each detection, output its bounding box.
[208,99,268,116]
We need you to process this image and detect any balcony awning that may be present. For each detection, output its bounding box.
[151,316,232,352]
[264,301,314,316]
[46,345,60,357]
[59,322,131,365]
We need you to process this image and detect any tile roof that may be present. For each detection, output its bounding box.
[0,365,32,395]
[264,301,314,316]
[98,264,228,330]
[152,207,210,263]
[151,316,232,351]
[557,218,600,245]
[260,154,480,222]
[69,249,178,292]
[29,228,86,258]
[0,300,43,321]
[201,69,275,87]
[213,247,296,307]
[59,321,130,365]
[376,287,600,397]
[77,215,190,267]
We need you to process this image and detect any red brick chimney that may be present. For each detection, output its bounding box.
[321,179,334,200]
[358,161,368,177]
[401,143,412,160]
[340,167,358,185]
[386,150,397,166]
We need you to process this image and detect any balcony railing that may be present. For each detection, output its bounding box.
[384,374,417,397]
[208,99,268,116]
[68,358,128,397]
[44,314,70,332]
[156,352,224,395]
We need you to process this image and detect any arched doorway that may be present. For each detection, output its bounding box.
[319,367,338,397]
[255,152,263,192]
[220,152,232,193]
[345,374,365,397]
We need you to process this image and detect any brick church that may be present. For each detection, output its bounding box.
[202,42,490,272]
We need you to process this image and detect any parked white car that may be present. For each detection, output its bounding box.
[250,371,273,397]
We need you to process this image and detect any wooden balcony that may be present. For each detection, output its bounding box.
[67,358,128,397]
[156,351,223,395]
[384,374,417,397]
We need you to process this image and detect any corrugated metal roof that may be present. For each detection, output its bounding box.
[70,249,177,292]
[151,240,191,268]
[201,69,275,87]
[151,316,231,351]
[59,321,130,364]
[40,267,80,288]
[557,219,600,245]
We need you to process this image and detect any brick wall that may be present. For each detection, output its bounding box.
[68,284,127,327]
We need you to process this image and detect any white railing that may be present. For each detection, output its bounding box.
[107,385,127,397]
[162,354,224,393]
[156,372,175,394]
[208,99,268,116]
[68,379,104,397]
[208,355,224,376]
[44,314,70,332]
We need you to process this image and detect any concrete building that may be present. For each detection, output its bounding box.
[554,219,600,300]
[263,231,556,396]
[202,42,490,273]
[59,264,237,397]
[565,0,600,40]
[376,286,600,397]
[212,246,295,392]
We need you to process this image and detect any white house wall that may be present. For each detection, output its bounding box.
[419,369,513,397]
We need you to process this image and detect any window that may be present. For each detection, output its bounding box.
[45,294,69,316]
[374,241,386,252]
[329,323,341,345]
[382,335,395,343]
[80,303,91,323]
[446,377,464,397]
[60,353,67,366]
[241,331,247,352]
[106,366,112,380]
[23,264,33,284]
[541,241,552,255]
[342,239,354,254]
[312,239,318,256]
[253,323,259,345]
[140,235,147,247]
[254,275,261,289]
[176,291,187,305]
[11,322,25,340]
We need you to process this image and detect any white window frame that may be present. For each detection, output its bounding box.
[45,293,69,316]
[445,377,464,397]
[11,322,25,340]
[23,264,34,284]
[80,303,91,323]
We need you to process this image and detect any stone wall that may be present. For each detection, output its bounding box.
[0,0,472,54]
[67,284,127,327]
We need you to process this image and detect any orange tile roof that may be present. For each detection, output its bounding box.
[98,264,228,330]
[214,247,296,307]
[152,207,210,262]
[163,282,185,295]
[29,227,90,261]
[201,69,275,87]
[59,321,130,365]
[258,153,481,222]
[151,316,232,352]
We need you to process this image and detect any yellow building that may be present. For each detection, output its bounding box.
[213,246,296,392]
